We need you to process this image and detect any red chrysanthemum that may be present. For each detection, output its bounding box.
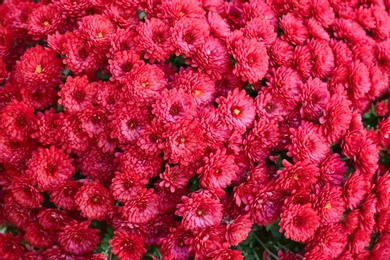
[176,192,223,230]
[300,77,330,121]
[280,13,308,45]
[109,27,140,57]
[279,204,320,243]
[171,17,210,57]
[120,188,159,224]
[313,185,345,224]
[38,208,72,232]
[231,37,269,84]
[287,121,330,164]
[319,153,347,186]
[58,75,96,114]
[0,100,36,142]
[14,45,62,93]
[63,34,99,75]
[137,120,164,156]
[110,171,148,203]
[216,88,256,133]
[137,18,174,62]
[161,118,206,166]
[158,226,193,260]
[26,146,75,191]
[187,36,230,80]
[225,214,253,246]
[26,4,62,40]
[378,118,390,148]
[11,174,43,209]
[109,102,149,144]
[74,181,114,220]
[254,90,286,120]
[268,38,294,68]
[160,164,189,193]
[77,14,117,58]
[0,233,23,260]
[79,105,108,138]
[52,0,91,18]
[110,232,147,260]
[343,172,369,210]
[249,183,284,226]
[3,195,35,229]
[108,51,144,84]
[170,68,216,106]
[58,220,100,255]
[243,16,276,47]
[309,39,335,80]
[210,249,244,260]
[160,0,205,22]
[197,148,238,190]
[24,223,55,248]
[276,159,320,192]
[124,63,167,104]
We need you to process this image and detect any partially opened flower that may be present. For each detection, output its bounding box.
[110,232,146,260]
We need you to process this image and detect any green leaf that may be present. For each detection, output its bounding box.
[188,175,200,192]
[137,10,146,21]
[97,226,114,253]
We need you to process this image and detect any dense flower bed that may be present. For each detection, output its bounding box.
[1,0,390,259]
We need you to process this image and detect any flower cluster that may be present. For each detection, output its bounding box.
[0,0,390,259]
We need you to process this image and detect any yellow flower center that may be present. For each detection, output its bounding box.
[180,137,186,143]
[43,21,49,27]
[179,11,185,17]
[325,203,332,210]
[233,108,240,115]
[35,65,42,74]
[142,82,148,88]
[98,32,103,38]
[194,90,201,97]
[196,209,203,216]
[293,175,299,181]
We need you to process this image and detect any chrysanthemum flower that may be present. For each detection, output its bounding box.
[0,100,36,142]
[276,159,320,192]
[378,118,390,148]
[187,225,229,259]
[225,214,253,246]
[313,185,345,224]
[26,146,75,191]
[170,68,216,106]
[287,121,330,164]
[77,14,117,58]
[120,188,159,224]
[137,120,164,156]
[279,204,320,243]
[176,192,223,230]
[306,18,330,41]
[199,107,232,149]
[187,36,230,80]
[266,66,302,110]
[110,232,146,260]
[268,38,294,68]
[11,175,43,209]
[58,75,96,114]
[79,105,108,138]
[76,148,116,184]
[160,0,205,22]
[243,16,276,47]
[343,172,369,210]
[14,45,62,93]
[38,208,72,232]
[108,51,144,84]
[374,171,390,211]
[138,18,174,62]
[3,195,35,229]
[300,77,330,121]
[52,0,91,18]
[105,4,139,29]
[116,146,162,179]
[20,84,57,111]
[0,233,23,260]
[171,17,210,56]
[249,183,284,226]
[255,90,286,120]
[58,220,100,255]
[161,118,206,166]
[109,27,140,57]
[43,248,77,260]
[216,88,256,133]
[124,63,167,104]
[160,164,189,193]
[319,153,346,186]
[309,39,335,80]
[306,224,348,258]
[24,223,55,248]
[26,4,62,40]
[280,13,308,45]
[197,148,238,190]
[152,88,196,124]
[293,45,313,80]
[63,34,99,75]
[231,37,269,84]
[109,102,149,144]
[210,249,243,260]
[75,181,114,220]
[158,226,193,260]
[243,117,279,164]
[110,171,148,203]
